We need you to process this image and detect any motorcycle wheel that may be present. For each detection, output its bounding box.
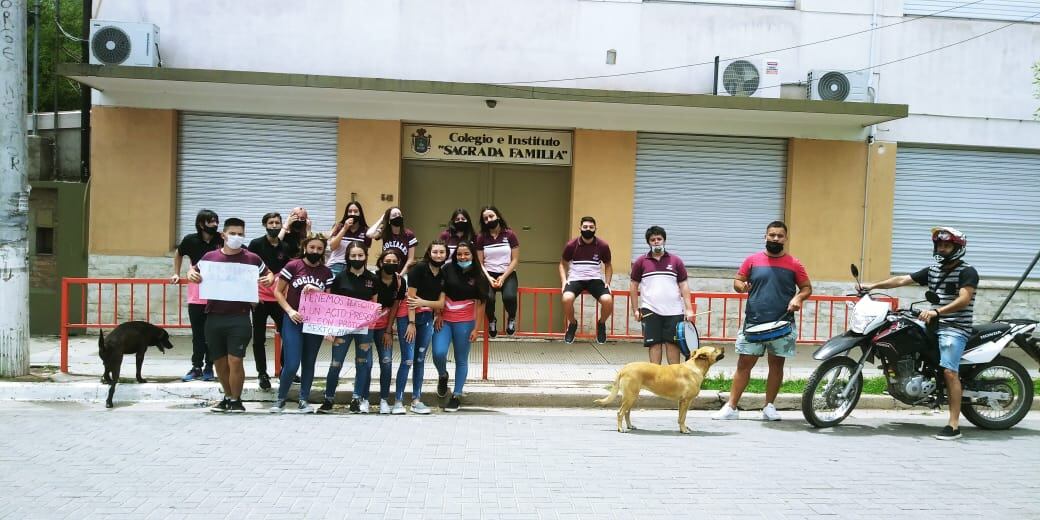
[961,355,1034,430]
[801,356,863,428]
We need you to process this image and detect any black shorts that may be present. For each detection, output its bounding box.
[563,279,611,300]
[640,311,682,348]
[205,313,252,359]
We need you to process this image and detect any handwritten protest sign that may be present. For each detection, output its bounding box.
[298,291,381,336]
[198,261,261,303]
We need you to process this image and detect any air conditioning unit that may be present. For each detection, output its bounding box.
[807,70,871,102]
[717,58,781,98]
[89,20,160,67]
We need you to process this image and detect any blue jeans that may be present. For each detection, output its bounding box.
[360,328,394,400]
[432,320,475,396]
[938,328,969,372]
[277,316,324,402]
[396,311,433,402]
[326,331,373,400]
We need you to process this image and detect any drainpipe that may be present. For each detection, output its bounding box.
[80,0,91,182]
[860,0,881,273]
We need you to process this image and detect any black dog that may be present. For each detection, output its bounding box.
[99,321,174,408]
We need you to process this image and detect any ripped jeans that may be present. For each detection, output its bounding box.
[395,311,433,403]
[358,327,394,401]
[325,331,373,401]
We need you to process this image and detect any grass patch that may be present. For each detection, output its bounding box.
[701,374,1040,396]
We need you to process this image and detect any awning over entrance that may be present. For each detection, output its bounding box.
[60,63,907,141]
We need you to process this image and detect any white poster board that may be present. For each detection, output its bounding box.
[198,261,260,303]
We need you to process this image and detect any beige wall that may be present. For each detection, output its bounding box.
[786,139,897,281]
[337,119,402,247]
[571,130,637,268]
[90,107,177,255]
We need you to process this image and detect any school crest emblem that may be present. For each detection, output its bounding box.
[411,128,432,155]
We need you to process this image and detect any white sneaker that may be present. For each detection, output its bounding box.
[297,400,314,414]
[411,401,431,415]
[762,403,781,421]
[391,402,406,415]
[359,399,370,414]
[379,399,391,414]
[712,403,739,420]
[269,400,285,414]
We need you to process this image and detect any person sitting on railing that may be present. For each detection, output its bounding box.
[560,216,614,345]
[629,226,695,365]
[172,209,223,383]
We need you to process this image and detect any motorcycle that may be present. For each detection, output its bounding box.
[802,264,1040,429]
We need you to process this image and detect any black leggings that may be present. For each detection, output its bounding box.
[188,303,211,368]
[485,271,518,322]
[251,300,285,375]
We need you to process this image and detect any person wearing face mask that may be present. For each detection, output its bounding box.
[327,201,372,276]
[188,218,274,413]
[279,207,313,259]
[269,236,335,414]
[322,242,380,414]
[629,226,695,366]
[246,212,291,390]
[560,216,614,345]
[438,208,476,259]
[475,206,520,337]
[714,220,811,422]
[363,249,406,414]
[396,240,447,414]
[172,209,223,383]
[432,241,489,412]
[367,206,418,272]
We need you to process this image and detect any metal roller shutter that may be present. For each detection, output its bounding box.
[632,133,788,268]
[892,145,1040,278]
[176,112,338,241]
[904,1,1040,22]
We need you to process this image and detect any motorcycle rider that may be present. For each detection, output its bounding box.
[861,226,978,441]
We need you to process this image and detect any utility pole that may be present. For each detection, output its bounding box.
[0,0,30,377]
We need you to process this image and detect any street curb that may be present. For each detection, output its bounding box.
[1,381,1037,411]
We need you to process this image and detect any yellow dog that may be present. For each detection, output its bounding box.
[596,346,725,434]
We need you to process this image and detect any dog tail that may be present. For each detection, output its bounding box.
[98,330,106,356]
[594,371,622,405]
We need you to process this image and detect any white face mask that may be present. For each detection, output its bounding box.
[651,245,665,254]
[225,234,245,249]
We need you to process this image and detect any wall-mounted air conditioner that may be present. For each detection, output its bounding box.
[89,20,160,67]
[807,70,871,102]
[716,58,781,99]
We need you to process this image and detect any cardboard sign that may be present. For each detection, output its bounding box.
[298,291,381,336]
[198,261,261,303]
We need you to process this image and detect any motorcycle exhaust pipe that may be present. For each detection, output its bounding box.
[1013,334,1040,366]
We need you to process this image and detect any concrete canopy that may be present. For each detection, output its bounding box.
[61,63,907,141]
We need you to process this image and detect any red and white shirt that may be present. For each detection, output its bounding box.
[476,229,519,274]
[630,252,688,316]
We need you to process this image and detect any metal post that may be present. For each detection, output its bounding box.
[30,0,39,134]
[80,0,90,182]
[991,249,1040,322]
[0,0,31,377]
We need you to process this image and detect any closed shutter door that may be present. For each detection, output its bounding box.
[633,133,787,268]
[177,112,339,241]
[892,145,1040,278]
[904,1,1040,22]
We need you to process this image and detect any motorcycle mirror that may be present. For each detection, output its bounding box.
[925,291,940,305]
[850,264,859,278]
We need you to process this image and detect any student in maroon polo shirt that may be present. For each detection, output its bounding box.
[475,206,520,337]
[327,201,371,276]
[629,226,695,365]
[559,216,614,345]
[438,208,477,259]
[367,206,419,272]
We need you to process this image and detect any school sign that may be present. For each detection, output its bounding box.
[403,125,573,166]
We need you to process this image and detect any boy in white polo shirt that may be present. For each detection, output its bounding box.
[629,226,695,365]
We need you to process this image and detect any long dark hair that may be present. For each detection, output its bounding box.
[336,201,368,233]
[451,241,489,301]
[194,209,219,234]
[479,205,509,232]
[375,249,403,286]
[377,206,404,240]
[447,208,476,241]
[421,239,449,265]
[298,236,328,261]
[345,241,368,264]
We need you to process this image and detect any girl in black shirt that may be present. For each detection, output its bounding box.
[396,240,447,414]
[366,249,406,414]
[432,241,490,412]
[322,242,378,414]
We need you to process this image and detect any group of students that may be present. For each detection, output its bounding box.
[172,202,525,414]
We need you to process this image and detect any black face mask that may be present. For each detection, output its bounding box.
[452,221,468,233]
[291,221,306,234]
[381,264,399,275]
[389,216,404,227]
[203,225,219,236]
[348,259,366,270]
[429,259,445,268]
[580,230,596,240]
[266,228,280,238]
[304,252,323,264]
[765,241,784,254]
[482,219,499,231]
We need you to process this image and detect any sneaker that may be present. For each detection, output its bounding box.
[348,398,361,414]
[506,318,516,336]
[712,403,739,420]
[444,396,461,412]
[564,322,578,344]
[379,399,391,415]
[202,365,216,382]
[229,400,246,413]
[297,400,314,414]
[411,401,431,415]
[317,400,334,414]
[359,399,370,414]
[209,398,230,413]
[391,402,407,415]
[595,322,607,345]
[488,320,498,338]
[437,373,449,398]
[182,367,203,382]
[269,400,286,413]
[258,372,272,391]
[762,403,781,421]
[934,425,962,440]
